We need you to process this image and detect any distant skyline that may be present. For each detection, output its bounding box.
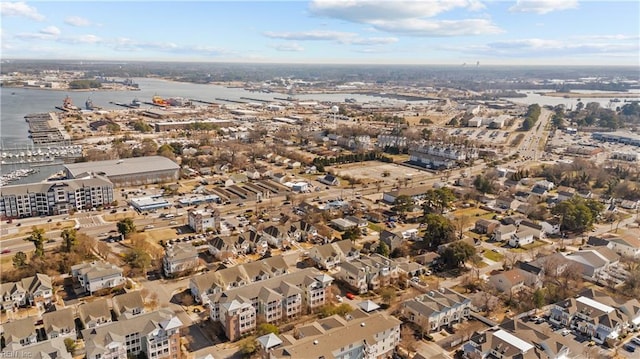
[1,1,639,66]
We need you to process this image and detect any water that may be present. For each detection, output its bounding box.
[503,90,640,109]
[1,77,404,149]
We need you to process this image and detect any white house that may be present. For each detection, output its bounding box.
[606,237,640,259]
[71,261,125,295]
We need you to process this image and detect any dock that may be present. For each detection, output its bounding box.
[24,113,72,145]
[189,99,220,106]
[240,97,272,103]
[109,101,139,109]
[214,98,248,104]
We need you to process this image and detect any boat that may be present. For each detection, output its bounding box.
[131,98,141,107]
[86,98,102,110]
[56,95,80,111]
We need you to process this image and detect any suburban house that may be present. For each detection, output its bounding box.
[208,235,240,260]
[78,298,112,329]
[606,237,640,259]
[82,309,183,359]
[1,317,38,350]
[1,338,72,359]
[261,225,291,249]
[556,186,577,201]
[287,220,318,242]
[163,242,200,277]
[379,230,405,252]
[42,307,76,339]
[207,268,333,342]
[0,273,53,311]
[256,309,401,359]
[493,224,517,242]
[308,239,360,270]
[112,291,145,320]
[318,174,340,186]
[72,261,125,295]
[474,219,500,235]
[508,231,534,248]
[189,256,289,304]
[488,268,540,294]
[402,288,471,334]
[563,247,620,282]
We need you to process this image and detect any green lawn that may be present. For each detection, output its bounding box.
[367,223,383,233]
[520,240,548,250]
[483,250,504,262]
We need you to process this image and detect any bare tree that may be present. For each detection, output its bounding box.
[400,325,418,353]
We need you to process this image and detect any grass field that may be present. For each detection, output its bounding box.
[143,228,178,244]
[103,213,139,222]
[483,250,504,262]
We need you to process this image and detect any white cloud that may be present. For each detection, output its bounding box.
[347,37,398,45]
[65,16,91,27]
[371,18,502,36]
[60,34,101,44]
[270,43,305,52]
[509,0,578,14]
[309,0,485,22]
[40,26,60,36]
[0,1,44,21]
[308,0,500,37]
[264,30,357,41]
[446,36,639,58]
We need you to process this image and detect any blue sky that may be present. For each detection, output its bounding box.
[1,0,639,65]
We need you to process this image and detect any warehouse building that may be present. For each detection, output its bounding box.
[64,156,180,187]
[0,174,114,218]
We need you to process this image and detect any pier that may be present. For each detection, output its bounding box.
[24,113,72,145]
[214,97,248,104]
[240,97,272,103]
[189,99,221,106]
[109,101,139,109]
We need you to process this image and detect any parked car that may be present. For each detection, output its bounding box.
[335,295,343,303]
[345,293,355,300]
[1,249,11,254]
[632,337,640,346]
[623,344,635,353]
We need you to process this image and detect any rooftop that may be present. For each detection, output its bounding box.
[64,156,179,178]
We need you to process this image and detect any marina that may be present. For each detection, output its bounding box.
[0,168,39,187]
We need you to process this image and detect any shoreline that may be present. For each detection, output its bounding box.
[2,84,140,92]
[542,92,639,99]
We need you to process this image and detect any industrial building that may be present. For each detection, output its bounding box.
[63,156,180,187]
[0,174,114,218]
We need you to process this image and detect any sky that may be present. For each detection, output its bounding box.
[1,0,639,66]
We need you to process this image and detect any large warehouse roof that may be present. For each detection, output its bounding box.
[65,156,179,178]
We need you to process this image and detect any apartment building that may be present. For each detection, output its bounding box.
[112,291,145,320]
[549,295,628,344]
[402,288,471,334]
[72,261,125,295]
[335,254,399,294]
[258,309,402,359]
[163,242,200,277]
[189,255,289,304]
[188,208,220,233]
[0,175,114,218]
[0,273,53,310]
[82,309,183,359]
[208,268,333,341]
[308,239,360,270]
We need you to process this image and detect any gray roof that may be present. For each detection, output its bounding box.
[72,261,123,281]
[2,317,36,343]
[82,309,182,359]
[268,310,401,359]
[4,337,72,359]
[112,291,145,316]
[78,298,111,324]
[0,175,112,196]
[64,156,179,178]
[43,307,76,333]
[213,268,330,306]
